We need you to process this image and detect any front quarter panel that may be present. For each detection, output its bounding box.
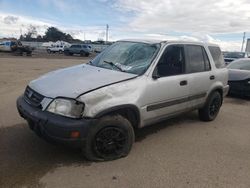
[78,77,145,119]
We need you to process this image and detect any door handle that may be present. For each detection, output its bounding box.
[210,75,215,80]
[180,80,188,86]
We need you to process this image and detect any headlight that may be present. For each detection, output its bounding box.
[46,98,84,118]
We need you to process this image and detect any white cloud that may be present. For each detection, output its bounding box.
[0,13,51,37]
[0,13,108,41]
[115,0,250,34]
[0,0,248,51]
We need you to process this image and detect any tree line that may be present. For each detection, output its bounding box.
[20,26,84,43]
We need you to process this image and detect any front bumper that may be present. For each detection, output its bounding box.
[16,95,96,147]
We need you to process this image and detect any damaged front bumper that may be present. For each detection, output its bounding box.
[16,95,96,147]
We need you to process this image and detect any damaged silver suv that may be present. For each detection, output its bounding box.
[17,39,229,161]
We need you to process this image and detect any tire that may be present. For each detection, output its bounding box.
[47,49,51,54]
[199,91,222,121]
[85,53,89,57]
[80,51,85,57]
[83,115,135,161]
[59,50,63,54]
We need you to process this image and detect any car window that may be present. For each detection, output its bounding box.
[208,46,225,68]
[186,45,209,73]
[71,45,76,48]
[224,52,245,58]
[227,60,250,70]
[156,45,185,77]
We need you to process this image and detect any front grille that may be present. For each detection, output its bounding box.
[24,86,44,108]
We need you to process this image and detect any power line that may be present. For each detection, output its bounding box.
[106,24,109,43]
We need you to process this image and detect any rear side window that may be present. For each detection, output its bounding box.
[208,46,225,68]
[186,45,211,73]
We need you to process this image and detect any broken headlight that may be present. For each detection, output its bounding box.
[46,98,84,118]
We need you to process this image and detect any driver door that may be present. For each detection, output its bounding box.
[141,44,190,125]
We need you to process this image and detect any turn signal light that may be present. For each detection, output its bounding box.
[70,131,80,138]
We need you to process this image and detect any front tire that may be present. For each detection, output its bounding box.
[199,91,222,121]
[83,115,134,161]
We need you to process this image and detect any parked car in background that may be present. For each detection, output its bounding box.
[223,51,250,64]
[0,41,18,52]
[17,39,229,161]
[0,40,33,55]
[47,45,65,54]
[227,58,250,96]
[64,44,91,57]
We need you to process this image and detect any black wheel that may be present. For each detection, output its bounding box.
[80,51,86,57]
[59,50,63,54]
[83,115,134,161]
[199,91,222,121]
[85,53,90,57]
[47,49,51,54]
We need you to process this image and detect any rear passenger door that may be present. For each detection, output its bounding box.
[184,45,214,108]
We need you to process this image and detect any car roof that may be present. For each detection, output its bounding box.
[118,38,219,47]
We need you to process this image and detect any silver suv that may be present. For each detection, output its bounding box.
[17,39,229,161]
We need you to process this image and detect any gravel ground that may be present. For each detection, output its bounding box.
[0,55,250,188]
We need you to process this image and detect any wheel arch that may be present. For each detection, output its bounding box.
[208,86,223,104]
[94,104,141,129]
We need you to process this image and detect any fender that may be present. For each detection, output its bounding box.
[94,104,141,128]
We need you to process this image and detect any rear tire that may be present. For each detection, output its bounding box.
[199,91,222,121]
[47,49,51,54]
[80,51,85,57]
[83,115,134,161]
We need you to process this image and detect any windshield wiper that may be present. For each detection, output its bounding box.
[103,60,124,72]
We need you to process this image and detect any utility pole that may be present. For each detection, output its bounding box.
[241,32,246,52]
[106,24,109,44]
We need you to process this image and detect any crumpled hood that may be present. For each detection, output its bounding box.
[29,64,136,98]
[228,69,250,81]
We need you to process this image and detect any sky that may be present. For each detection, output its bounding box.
[1,0,250,51]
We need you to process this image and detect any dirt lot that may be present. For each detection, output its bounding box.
[0,55,250,188]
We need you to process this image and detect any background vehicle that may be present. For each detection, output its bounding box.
[227,58,250,96]
[47,45,65,54]
[0,40,33,56]
[223,51,250,64]
[64,44,91,56]
[0,40,17,52]
[17,40,229,161]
